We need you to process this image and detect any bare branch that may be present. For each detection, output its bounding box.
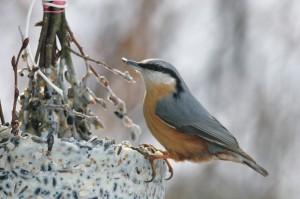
[0,100,5,125]
[43,104,99,120]
[67,47,135,83]
[11,38,29,134]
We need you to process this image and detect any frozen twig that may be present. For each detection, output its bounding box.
[10,38,29,135]
[43,104,99,120]
[67,26,89,70]
[24,0,36,68]
[0,125,11,144]
[0,100,5,125]
[94,73,141,141]
[66,25,140,139]
[86,87,107,109]
[68,47,135,83]
[64,27,141,140]
[37,70,64,96]
[14,0,140,142]
[23,0,63,97]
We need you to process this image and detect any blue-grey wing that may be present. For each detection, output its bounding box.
[155,92,239,148]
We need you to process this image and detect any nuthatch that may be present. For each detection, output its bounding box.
[122,57,268,180]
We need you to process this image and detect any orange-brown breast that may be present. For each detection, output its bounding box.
[143,82,213,162]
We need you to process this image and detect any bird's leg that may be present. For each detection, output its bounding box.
[164,158,173,180]
[130,144,173,182]
[145,158,156,183]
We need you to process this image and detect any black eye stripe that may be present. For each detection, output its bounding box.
[139,63,184,98]
[139,63,175,77]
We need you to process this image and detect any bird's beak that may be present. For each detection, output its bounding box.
[122,57,141,71]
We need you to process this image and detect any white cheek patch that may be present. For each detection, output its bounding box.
[143,70,176,85]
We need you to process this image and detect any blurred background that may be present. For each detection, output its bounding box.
[1,0,299,198]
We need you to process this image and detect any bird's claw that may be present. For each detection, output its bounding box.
[130,144,173,182]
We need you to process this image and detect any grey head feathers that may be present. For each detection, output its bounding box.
[123,58,187,98]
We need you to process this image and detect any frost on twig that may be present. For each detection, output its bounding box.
[0,100,5,125]
[67,30,140,141]
[15,0,140,141]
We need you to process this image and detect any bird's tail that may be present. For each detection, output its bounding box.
[242,159,269,177]
[213,145,269,177]
[238,149,269,177]
[237,149,269,177]
[221,146,269,177]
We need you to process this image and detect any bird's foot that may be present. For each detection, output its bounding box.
[130,144,173,182]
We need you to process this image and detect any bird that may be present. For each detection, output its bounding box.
[122,57,268,181]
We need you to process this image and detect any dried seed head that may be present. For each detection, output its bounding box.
[92,118,104,130]
[130,124,141,142]
[22,38,29,49]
